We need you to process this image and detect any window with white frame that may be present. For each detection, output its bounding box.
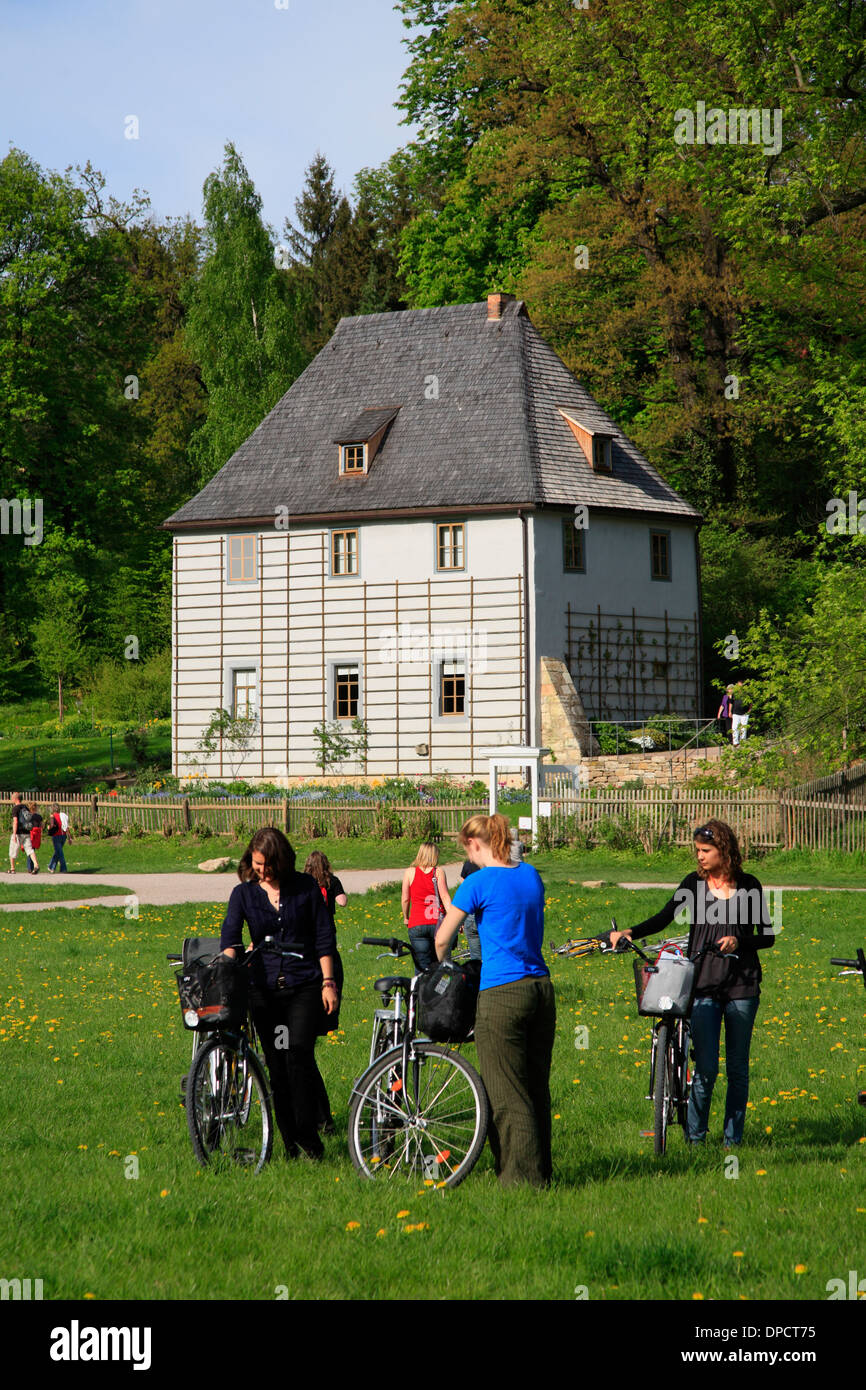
[440,661,465,716]
[335,664,360,719]
[227,534,257,583]
[436,522,465,570]
[331,529,358,575]
[232,669,257,719]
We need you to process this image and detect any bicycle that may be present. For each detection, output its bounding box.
[573,921,734,1154]
[167,934,303,1172]
[830,948,866,1107]
[347,935,489,1187]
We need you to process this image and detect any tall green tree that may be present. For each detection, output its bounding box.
[184,143,309,484]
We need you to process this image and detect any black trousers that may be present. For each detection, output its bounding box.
[253,980,326,1158]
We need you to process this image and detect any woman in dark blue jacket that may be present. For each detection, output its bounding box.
[220,827,337,1160]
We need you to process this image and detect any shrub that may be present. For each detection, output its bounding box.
[332,811,355,838]
[372,806,403,840]
[194,821,213,841]
[123,728,150,767]
[591,815,641,852]
[403,809,441,842]
[123,820,144,838]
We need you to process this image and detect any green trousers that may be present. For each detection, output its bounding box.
[474,975,556,1188]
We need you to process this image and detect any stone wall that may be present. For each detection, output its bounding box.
[539,656,599,759]
[578,743,725,788]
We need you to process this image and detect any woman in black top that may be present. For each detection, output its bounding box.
[611,819,775,1147]
[221,828,337,1160]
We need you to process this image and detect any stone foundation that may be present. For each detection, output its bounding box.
[579,744,726,787]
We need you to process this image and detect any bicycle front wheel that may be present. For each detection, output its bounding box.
[186,1037,273,1172]
[348,1043,488,1188]
[653,1021,672,1155]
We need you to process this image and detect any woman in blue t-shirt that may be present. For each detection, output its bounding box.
[435,813,555,1187]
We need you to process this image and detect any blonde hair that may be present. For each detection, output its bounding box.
[413,841,440,870]
[458,813,511,864]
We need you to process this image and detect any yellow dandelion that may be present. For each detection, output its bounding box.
[733,1251,744,1258]
[160,1189,170,1198]
[396,1209,409,1218]
[794,1264,806,1274]
[345,1221,360,1231]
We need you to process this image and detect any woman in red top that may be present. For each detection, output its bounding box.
[401,841,452,971]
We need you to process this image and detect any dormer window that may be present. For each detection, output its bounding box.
[335,406,400,477]
[591,435,612,473]
[340,444,366,475]
[557,409,614,474]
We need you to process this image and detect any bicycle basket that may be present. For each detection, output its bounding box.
[634,944,696,1017]
[418,959,481,1043]
[176,939,249,1031]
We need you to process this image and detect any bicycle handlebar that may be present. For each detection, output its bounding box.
[362,936,411,956]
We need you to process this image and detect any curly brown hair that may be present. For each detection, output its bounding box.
[238,826,296,884]
[693,818,743,882]
[303,850,332,888]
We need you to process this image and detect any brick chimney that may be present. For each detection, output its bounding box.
[487,291,515,321]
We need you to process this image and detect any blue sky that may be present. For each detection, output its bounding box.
[1,0,418,230]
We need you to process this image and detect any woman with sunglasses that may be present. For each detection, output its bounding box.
[610,819,775,1147]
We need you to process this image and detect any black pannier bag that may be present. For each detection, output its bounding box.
[176,937,249,1031]
[417,959,481,1043]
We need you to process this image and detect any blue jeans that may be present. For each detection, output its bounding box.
[687,995,759,1144]
[462,913,482,962]
[49,835,68,872]
[408,922,441,972]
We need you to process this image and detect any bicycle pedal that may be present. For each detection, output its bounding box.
[639,1129,654,1138]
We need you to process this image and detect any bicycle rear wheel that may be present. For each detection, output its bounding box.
[348,1042,488,1188]
[652,1021,672,1155]
[186,1036,273,1172]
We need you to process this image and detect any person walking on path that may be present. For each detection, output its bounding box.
[46,803,70,873]
[435,812,555,1188]
[28,803,43,873]
[731,684,751,745]
[717,685,734,742]
[8,793,38,874]
[402,841,452,971]
[610,818,775,1147]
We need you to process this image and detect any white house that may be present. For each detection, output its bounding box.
[163,293,702,782]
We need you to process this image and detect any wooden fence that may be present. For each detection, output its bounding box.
[19,792,489,839]
[539,784,866,853]
[9,783,866,851]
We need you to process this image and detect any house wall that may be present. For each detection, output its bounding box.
[529,510,701,729]
[173,518,526,783]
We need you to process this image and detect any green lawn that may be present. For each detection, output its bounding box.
[0,728,171,789]
[0,882,127,903]
[1,886,863,1300]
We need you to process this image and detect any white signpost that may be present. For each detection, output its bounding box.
[483,746,551,849]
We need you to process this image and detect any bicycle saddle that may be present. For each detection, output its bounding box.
[374,975,411,995]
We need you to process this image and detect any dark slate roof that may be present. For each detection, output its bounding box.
[164,299,700,528]
[334,406,401,443]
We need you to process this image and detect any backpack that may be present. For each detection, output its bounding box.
[30,822,42,850]
[16,805,32,837]
[418,959,481,1043]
